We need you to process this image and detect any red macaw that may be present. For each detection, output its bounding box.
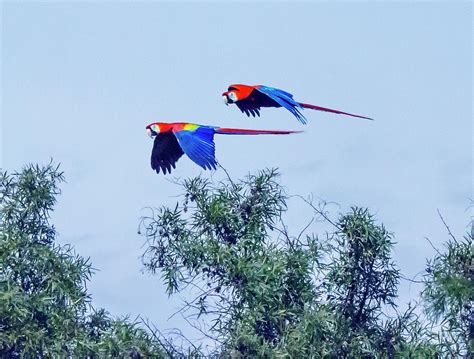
[222,84,373,124]
[146,122,300,174]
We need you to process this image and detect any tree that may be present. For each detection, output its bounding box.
[4,162,464,357]
[140,169,437,357]
[324,207,401,357]
[422,214,473,357]
[0,163,166,358]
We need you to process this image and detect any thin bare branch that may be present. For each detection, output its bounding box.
[294,194,341,230]
[437,209,458,243]
[425,236,442,256]
[297,217,315,242]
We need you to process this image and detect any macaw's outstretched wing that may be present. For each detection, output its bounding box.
[236,101,261,118]
[174,127,218,170]
[151,131,184,174]
[234,86,283,118]
[255,86,307,124]
[234,87,265,117]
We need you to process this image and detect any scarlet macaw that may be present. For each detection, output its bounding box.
[146,122,300,174]
[222,84,373,124]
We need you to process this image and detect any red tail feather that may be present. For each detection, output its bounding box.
[216,128,302,135]
[299,103,374,121]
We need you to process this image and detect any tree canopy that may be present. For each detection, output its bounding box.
[1,163,471,357]
[140,169,470,357]
[0,163,166,358]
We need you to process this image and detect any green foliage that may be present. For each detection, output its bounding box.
[141,169,438,357]
[422,223,473,357]
[3,162,466,357]
[79,309,166,358]
[141,170,316,352]
[324,208,401,357]
[0,163,165,358]
[328,208,399,325]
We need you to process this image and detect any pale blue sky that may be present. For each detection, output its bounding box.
[1,1,472,343]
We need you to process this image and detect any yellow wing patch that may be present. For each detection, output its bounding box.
[183,123,199,131]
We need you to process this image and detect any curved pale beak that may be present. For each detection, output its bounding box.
[222,95,229,106]
[146,128,153,138]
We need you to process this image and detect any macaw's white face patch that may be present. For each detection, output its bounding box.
[228,92,238,102]
[147,124,161,137]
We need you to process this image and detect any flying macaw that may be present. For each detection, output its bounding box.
[146,122,300,174]
[222,84,373,124]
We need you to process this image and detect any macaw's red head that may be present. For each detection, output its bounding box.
[146,122,162,138]
[146,122,176,137]
[222,84,255,105]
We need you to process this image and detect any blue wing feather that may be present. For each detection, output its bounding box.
[174,127,218,170]
[256,86,307,124]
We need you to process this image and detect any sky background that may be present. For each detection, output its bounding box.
[1,1,472,346]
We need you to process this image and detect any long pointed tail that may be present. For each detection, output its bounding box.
[299,102,374,121]
[216,128,302,135]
